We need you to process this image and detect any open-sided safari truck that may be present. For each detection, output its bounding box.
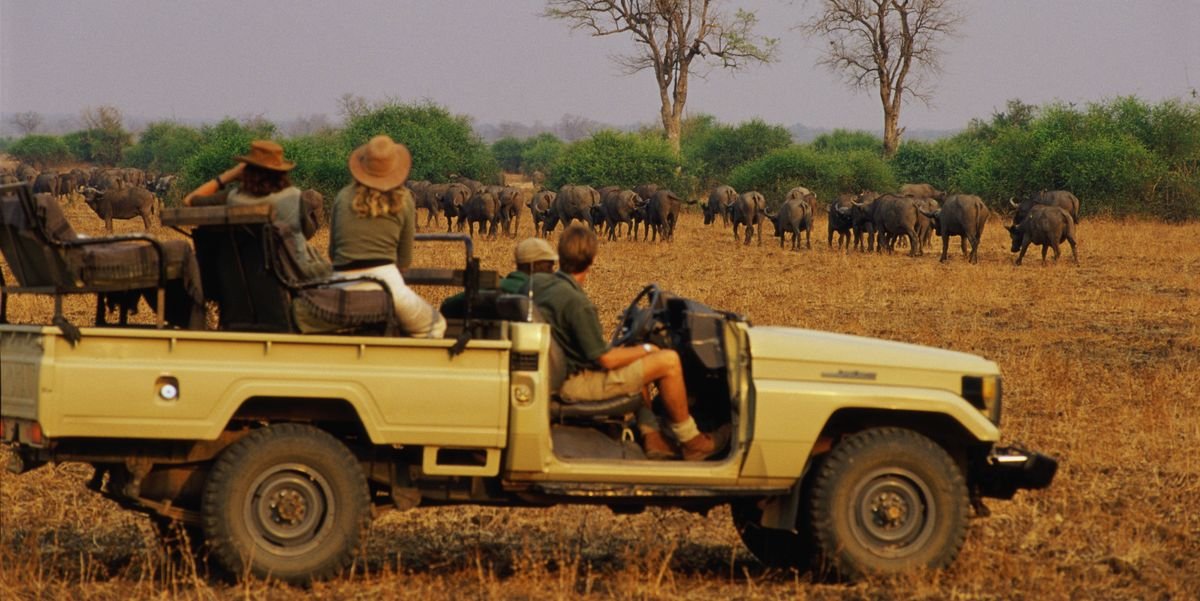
[0,182,1056,583]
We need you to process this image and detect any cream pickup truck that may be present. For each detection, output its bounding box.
[0,194,1055,584]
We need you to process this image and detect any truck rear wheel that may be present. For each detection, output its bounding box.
[809,427,967,579]
[201,423,370,583]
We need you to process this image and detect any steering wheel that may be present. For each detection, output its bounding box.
[610,283,665,347]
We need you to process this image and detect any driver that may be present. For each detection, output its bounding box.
[528,223,729,461]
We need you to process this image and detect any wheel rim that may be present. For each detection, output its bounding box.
[849,467,935,559]
[244,462,335,557]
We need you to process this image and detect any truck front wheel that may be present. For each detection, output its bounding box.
[201,423,370,583]
[809,427,968,579]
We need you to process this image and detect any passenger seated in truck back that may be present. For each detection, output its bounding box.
[181,140,329,281]
[528,224,730,461]
[440,237,557,318]
[327,135,446,338]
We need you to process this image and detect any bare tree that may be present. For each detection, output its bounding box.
[803,0,963,157]
[337,93,370,120]
[554,113,602,142]
[81,105,125,132]
[545,0,777,155]
[9,111,44,135]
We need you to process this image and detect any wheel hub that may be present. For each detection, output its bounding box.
[850,468,936,559]
[271,489,308,524]
[244,463,334,556]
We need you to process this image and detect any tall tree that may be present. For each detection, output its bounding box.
[545,0,777,155]
[8,111,43,135]
[803,0,963,157]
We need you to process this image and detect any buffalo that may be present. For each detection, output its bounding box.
[528,189,556,237]
[730,191,767,246]
[496,187,524,237]
[1006,204,1078,265]
[768,196,814,250]
[32,172,60,198]
[600,188,642,240]
[439,183,472,232]
[81,186,159,232]
[851,190,882,251]
[703,185,737,226]
[861,194,921,256]
[901,183,946,201]
[919,194,990,264]
[646,189,682,242]
[1011,190,1081,225]
[464,190,500,239]
[828,193,856,251]
[543,184,601,234]
[912,196,940,250]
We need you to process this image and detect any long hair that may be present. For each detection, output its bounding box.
[239,164,292,197]
[351,182,410,218]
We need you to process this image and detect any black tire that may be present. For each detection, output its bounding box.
[201,423,370,583]
[731,499,813,568]
[809,427,968,579]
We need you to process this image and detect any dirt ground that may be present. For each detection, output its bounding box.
[1,200,1198,600]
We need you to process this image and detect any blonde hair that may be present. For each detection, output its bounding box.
[351,183,410,218]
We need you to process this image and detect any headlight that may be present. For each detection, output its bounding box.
[962,375,1002,425]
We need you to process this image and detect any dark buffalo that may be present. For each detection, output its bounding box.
[768,197,814,250]
[601,188,642,240]
[731,191,767,245]
[1011,190,1081,225]
[496,187,524,237]
[864,194,920,256]
[464,190,500,239]
[544,185,601,234]
[406,180,440,228]
[1006,204,1078,265]
[828,193,856,251]
[704,185,737,226]
[633,183,659,203]
[440,183,472,232]
[901,183,946,201]
[646,190,681,242]
[81,186,158,232]
[850,191,882,252]
[919,194,990,264]
[32,172,60,197]
[528,189,556,237]
[912,196,940,250]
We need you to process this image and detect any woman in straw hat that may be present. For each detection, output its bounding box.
[182,140,325,278]
[328,135,446,338]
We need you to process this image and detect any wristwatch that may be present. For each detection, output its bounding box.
[642,343,653,354]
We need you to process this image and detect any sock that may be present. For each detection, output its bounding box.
[669,416,701,443]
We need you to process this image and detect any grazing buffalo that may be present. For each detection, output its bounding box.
[900,183,945,201]
[863,194,921,256]
[768,197,814,250]
[440,183,472,232]
[646,190,682,242]
[81,186,158,232]
[601,188,642,240]
[704,185,737,226]
[1006,204,1078,265]
[919,194,990,264]
[1011,190,1081,225]
[464,190,500,239]
[828,193,856,251]
[731,191,767,245]
[528,189,556,237]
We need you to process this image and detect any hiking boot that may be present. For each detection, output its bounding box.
[641,429,677,460]
[680,424,732,461]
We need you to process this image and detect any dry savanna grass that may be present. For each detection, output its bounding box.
[1,199,1198,600]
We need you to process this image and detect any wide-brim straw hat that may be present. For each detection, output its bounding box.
[349,135,412,191]
[515,237,558,264]
[234,140,295,171]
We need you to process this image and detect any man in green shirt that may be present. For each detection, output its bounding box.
[440,237,557,318]
[529,224,728,461]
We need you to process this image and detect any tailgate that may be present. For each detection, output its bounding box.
[1,326,51,421]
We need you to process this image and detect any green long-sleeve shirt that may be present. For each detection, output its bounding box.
[328,184,414,269]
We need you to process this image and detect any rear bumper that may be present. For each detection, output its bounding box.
[975,444,1058,499]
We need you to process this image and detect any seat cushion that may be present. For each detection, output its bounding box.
[550,392,644,420]
[292,287,393,333]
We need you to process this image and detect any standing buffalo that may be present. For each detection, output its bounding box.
[704,185,737,226]
[406,180,440,228]
[81,186,159,232]
[528,189,556,237]
[919,194,990,264]
[633,183,659,203]
[32,172,60,198]
[1011,190,1081,225]
[900,183,946,201]
[600,188,642,240]
[912,196,940,250]
[1006,204,1078,265]
[768,196,814,250]
[440,183,472,232]
[544,185,601,234]
[464,190,500,239]
[851,191,882,252]
[828,193,856,251]
[646,190,682,242]
[863,194,921,256]
[731,191,767,245]
[496,187,524,237]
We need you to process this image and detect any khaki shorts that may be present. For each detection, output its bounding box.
[559,360,646,402]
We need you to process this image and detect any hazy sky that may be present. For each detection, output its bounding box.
[1,0,1197,133]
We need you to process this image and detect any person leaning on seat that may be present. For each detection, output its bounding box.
[440,237,558,318]
[181,140,327,280]
[528,224,729,461]
[327,135,446,338]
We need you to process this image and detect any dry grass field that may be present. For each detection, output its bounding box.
[1,200,1198,600]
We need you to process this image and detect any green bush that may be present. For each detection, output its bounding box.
[342,101,498,183]
[686,118,792,187]
[728,146,895,208]
[64,127,131,165]
[521,133,565,178]
[8,135,72,167]
[547,130,678,190]
[491,137,526,173]
[812,129,881,153]
[176,119,272,198]
[123,121,203,174]
[282,132,350,202]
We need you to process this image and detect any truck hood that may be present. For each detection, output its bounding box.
[747,325,999,383]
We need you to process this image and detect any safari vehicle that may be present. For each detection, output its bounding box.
[0,183,1056,583]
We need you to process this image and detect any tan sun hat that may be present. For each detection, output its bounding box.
[349,135,412,191]
[515,237,558,264]
[235,140,295,171]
